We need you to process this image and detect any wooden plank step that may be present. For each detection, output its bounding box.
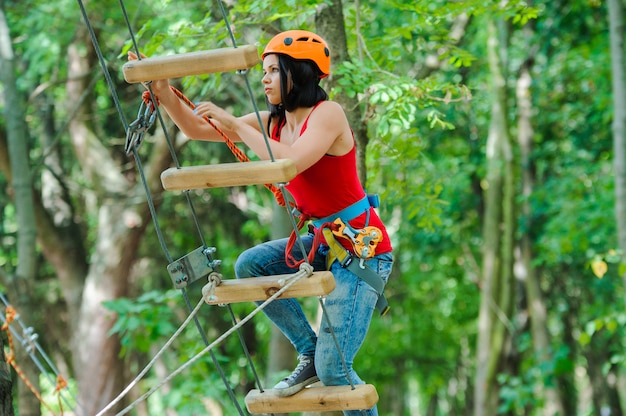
[202,271,335,305]
[245,384,379,414]
[160,159,297,190]
[123,45,259,83]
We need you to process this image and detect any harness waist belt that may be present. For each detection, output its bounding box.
[312,195,377,229]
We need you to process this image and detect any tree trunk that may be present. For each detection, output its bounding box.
[474,19,515,416]
[0,332,14,416]
[35,84,89,332]
[316,0,369,185]
[584,336,624,416]
[608,0,626,410]
[0,4,42,415]
[609,0,626,303]
[64,17,175,415]
[515,50,566,415]
[68,128,173,415]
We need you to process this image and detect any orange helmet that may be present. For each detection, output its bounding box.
[262,30,331,78]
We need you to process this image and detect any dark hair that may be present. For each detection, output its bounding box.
[266,54,328,119]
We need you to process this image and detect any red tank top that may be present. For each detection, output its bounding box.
[271,105,392,255]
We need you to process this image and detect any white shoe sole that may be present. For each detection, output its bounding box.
[273,376,320,397]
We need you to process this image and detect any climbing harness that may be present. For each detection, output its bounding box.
[322,195,390,316]
[285,193,391,316]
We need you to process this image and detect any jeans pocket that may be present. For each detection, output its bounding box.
[376,258,393,283]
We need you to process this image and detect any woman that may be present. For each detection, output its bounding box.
[130,30,393,416]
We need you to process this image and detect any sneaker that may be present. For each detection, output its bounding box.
[273,355,319,397]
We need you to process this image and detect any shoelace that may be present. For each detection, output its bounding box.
[287,357,311,380]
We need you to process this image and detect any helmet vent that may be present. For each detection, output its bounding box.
[284,37,294,46]
[294,36,321,44]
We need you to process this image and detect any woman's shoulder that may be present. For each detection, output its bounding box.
[316,100,344,112]
[311,100,347,121]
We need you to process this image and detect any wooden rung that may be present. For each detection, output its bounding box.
[160,159,297,190]
[202,271,335,305]
[245,384,379,414]
[123,45,259,83]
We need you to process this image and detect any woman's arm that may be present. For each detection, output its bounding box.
[196,100,353,173]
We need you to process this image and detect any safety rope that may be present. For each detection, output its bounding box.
[1,304,70,416]
[284,215,338,269]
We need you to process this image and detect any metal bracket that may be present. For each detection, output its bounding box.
[167,246,221,289]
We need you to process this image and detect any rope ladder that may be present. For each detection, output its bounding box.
[74,0,380,414]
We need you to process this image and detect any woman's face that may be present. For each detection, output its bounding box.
[262,54,282,105]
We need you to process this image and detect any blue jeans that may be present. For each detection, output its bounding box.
[235,234,393,416]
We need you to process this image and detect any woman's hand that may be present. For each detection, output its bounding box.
[127,51,171,96]
[194,102,239,132]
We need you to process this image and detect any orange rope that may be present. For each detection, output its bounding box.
[1,305,16,329]
[143,87,286,206]
[2,306,65,416]
[284,217,339,269]
[54,374,68,393]
[55,375,68,415]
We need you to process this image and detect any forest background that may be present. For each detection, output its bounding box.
[1,0,626,415]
